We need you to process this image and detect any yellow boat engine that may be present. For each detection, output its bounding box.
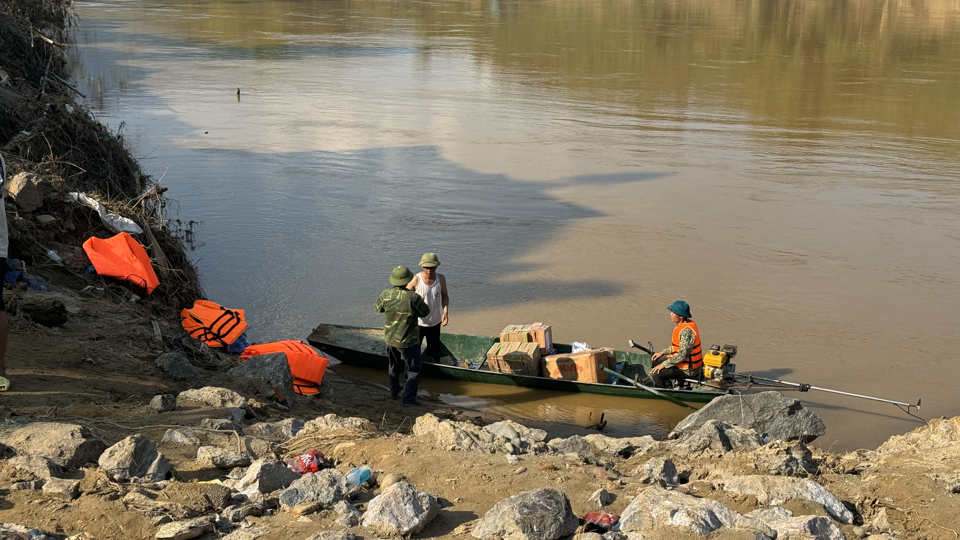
[702,344,737,382]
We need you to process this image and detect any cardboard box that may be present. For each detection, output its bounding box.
[499,323,553,355]
[543,349,615,384]
[486,342,541,376]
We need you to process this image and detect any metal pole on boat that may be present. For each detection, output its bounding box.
[740,374,920,411]
[602,367,694,410]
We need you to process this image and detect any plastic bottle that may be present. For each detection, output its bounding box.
[345,465,372,487]
[285,450,322,474]
[46,249,62,264]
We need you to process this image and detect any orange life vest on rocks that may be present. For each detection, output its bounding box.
[241,340,329,395]
[82,232,160,294]
[670,320,703,370]
[181,300,248,347]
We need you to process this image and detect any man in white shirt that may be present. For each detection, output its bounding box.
[406,252,449,362]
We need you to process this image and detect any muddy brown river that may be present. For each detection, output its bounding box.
[69,0,960,450]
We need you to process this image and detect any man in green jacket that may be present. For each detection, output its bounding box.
[375,266,431,405]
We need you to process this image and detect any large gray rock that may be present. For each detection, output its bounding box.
[674,419,763,456]
[151,394,177,413]
[472,488,578,540]
[279,468,348,509]
[618,486,741,535]
[634,457,678,487]
[670,392,826,443]
[233,459,299,494]
[361,481,440,536]
[228,352,296,406]
[547,436,593,459]
[41,477,79,500]
[196,446,251,469]
[98,434,173,482]
[155,516,215,540]
[413,414,546,455]
[245,418,305,443]
[719,475,853,524]
[162,428,201,446]
[333,500,362,527]
[5,422,107,469]
[767,516,847,540]
[6,172,44,211]
[5,455,62,480]
[177,387,247,409]
[583,434,656,459]
[156,352,203,385]
[0,522,60,540]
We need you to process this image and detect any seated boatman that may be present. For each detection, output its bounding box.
[649,300,703,388]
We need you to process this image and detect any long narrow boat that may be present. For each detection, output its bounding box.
[307,323,728,403]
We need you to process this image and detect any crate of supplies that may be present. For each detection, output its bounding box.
[486,342,541,376]
[543,348,615,384]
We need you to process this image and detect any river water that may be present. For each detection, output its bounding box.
[69,0,960,449]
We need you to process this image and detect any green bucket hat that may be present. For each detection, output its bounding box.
[668,300,692,319]
[418,252,440,268]
[389,265,414,286]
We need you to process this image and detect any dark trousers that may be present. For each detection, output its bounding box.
[387,344,422,404]
[651,365,690,389]
[418,323,442,361]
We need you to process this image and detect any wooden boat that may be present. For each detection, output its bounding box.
[307,323,728,403]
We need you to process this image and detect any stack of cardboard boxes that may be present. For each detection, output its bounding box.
[485,323,553,376]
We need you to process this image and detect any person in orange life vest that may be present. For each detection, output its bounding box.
[649,300,703,389]
[406,253,448,362]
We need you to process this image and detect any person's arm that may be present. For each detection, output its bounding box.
[406,274,420,291]
[374,291,386,313]
[439,274,449,326]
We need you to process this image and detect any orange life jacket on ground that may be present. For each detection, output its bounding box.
[241,340,329,395]
[670,320,703,370]
[83,232,160,294]
[181,300,248,347]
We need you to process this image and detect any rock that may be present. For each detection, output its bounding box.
[506,455,521,464]
[379,473,405,489]
[619,486,743,535]
[98,434,173,482]
[333,500,362,527]
[222,528,266,540]
[7,171,44,211]
[41,477,79,500]
[228,352,297,406]
[279,469,348,509]
[486,420,548,444]
[719,475,853,524]
[548,436,593,459]
[34,214,57,227]
[674,420,763,456]
[197,446,250,469]
[412,413,545,455]
[156,352,203,385]
[5,455,62,480]
[5,422,107,469]
[583,434,656,459]
[589,488,615,508]
[301,414,378,438]
[472,487,578,540]
[292,501,323,516]
[245,418,305,443]
[199,418,244,434]
[123,490,193,520]
[753,441,818,477]
[515,466,527,475]
[766,516,846,540]
[0,522,60,540]
[222,503,263,522]
[227,407,247,424]
[162,428,202,446]
[876,416,960,455]
[634,457,679,487]
[151,394,177,413]
[362,481,440,536]
[669,392,827,443]
[234,459,300,494]
[155,516,215,540]
[177,387,247,409]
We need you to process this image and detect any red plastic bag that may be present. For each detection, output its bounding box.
[285,450,332,474]
[583,512,619,532]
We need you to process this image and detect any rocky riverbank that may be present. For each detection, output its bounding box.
[0,377,958,540]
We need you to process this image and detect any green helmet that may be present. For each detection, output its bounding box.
[418,252,440,268]
[389,265,414,286]
[668,300,692,319]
